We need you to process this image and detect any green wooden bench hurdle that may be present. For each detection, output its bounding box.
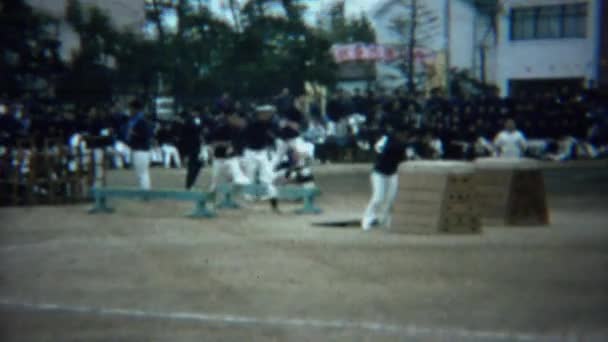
[216,183,322,214]
[89,187,216,218]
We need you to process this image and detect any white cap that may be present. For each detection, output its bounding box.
[256,105,276,112]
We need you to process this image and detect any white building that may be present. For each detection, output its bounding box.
[26,0,146,61]
[341,0,492,92]
[495,0,602,96]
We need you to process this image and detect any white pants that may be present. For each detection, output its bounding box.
[92,149,105,188]
[210,157,250,191]
[198,144,210,164]
[114,141,131,168]
[362,172,399,230]
[150,147,163,163]
[132,150,151,190]
[273,137,313,166]
[161,143,182,168]
[244,149,277,198]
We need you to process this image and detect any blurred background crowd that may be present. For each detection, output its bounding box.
[1,84,607,175]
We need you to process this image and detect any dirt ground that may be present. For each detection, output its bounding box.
[1,162,607,341]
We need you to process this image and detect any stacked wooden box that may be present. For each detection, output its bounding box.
[392,161,481,234]
[474,158,549,226]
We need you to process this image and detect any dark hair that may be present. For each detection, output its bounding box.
[129,99,144,111]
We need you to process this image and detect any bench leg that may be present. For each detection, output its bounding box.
[295,195,322,215]
[88,195,114,214]
[217,188,240,210]
[188,199,216,218]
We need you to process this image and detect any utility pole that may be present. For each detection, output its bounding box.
[408,0,418,92]
[444,0,451,97]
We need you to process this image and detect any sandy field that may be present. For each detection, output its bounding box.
[0,162,607,341]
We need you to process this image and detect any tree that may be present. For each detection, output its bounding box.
[0,0,64,98]
[61,0,119,105]
[389,0,439,92]
[327,1,376,44]
[58,0,338,105]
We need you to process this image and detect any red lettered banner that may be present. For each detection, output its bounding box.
[331,44,435,64]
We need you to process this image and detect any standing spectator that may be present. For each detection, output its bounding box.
[183,107,206,189]
[493,119,527,158]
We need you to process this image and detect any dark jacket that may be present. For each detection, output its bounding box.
[126,112,153,151]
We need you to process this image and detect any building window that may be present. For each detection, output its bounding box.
[511,8,536,40]
[563,3,587,38]
[510,3,587,41]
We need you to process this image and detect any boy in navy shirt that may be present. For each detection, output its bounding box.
[362,125,412,231]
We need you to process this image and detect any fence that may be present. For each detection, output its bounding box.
[0,138,106,206]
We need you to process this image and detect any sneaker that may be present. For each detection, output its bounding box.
[270,198,281,213]
[361,218,379,231]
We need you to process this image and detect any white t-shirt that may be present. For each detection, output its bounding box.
[429,138,443,158]
[493,130,527,158]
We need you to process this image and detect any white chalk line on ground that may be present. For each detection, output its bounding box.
[0,298,600,341]
[0,238,129,252]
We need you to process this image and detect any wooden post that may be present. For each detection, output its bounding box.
[44,139,57,204]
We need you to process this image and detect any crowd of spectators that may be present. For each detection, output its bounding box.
[1,85,608,175]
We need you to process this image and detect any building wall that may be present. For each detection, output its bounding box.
[495,0,600,95]
[472,10,498,84]
[26,0,146,61]
[449,0,476,72]
[599,0,608,87]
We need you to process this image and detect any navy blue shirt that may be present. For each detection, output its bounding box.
[373,135,409,175]
[126,112,153,151]
[245,119,276,150]
[279,106,305,140]
[209,118,242,158]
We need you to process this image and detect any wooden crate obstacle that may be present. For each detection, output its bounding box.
[392,161,481,234]
[473,158,549,226]
[216,183,322,214]
[89,187,216,218]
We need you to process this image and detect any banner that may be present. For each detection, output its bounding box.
[331,43,436,65]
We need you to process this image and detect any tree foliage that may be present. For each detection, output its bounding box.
[0,0,63,98]
[5,0,341,106]
[389,0,439,92]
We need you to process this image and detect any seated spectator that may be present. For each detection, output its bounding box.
[493,119,527,158]
[421,130,443,160]
[546,135,578,161]
[304,117,328,163]
[473,129,496,158]
[157,123,182,168]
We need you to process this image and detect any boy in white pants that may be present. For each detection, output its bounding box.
[208,112,250,192]
[362,127,411,231]
[243,105,280,211]
[126,100,153,190]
